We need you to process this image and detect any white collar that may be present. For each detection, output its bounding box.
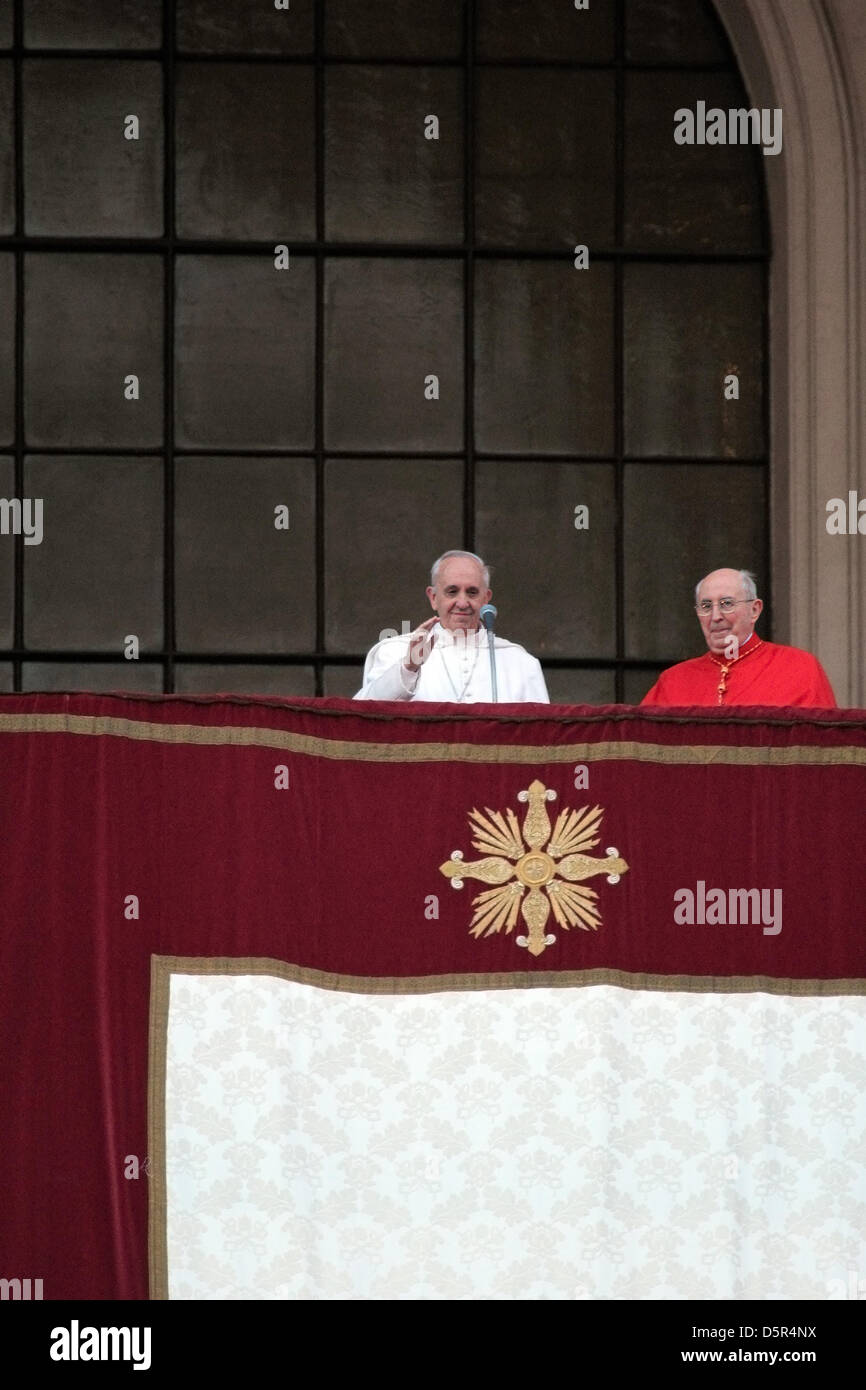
[434,622,487,648]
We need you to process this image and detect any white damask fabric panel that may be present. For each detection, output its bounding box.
[163,974,866,1300]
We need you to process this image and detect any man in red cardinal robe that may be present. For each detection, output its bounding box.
[641,568,837,708]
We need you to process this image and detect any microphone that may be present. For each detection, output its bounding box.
[480,603,497,631]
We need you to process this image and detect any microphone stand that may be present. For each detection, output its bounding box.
[483,615,498,702]
[487,627,498,702]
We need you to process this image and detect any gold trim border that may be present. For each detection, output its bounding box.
[148,955,866,1299]
[4,711,866,766]
[153,955,866,998]
[148,955,171,1302]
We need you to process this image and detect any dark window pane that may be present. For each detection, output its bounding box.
[25,254,164,447]
[177,63,314,240]
[177,0,314,55]
[624,263,764,457]
[623,463,766,660]
[21,662,164,691]
[475,461,616,659]
[324,259,463,452]
[0,455,13,645]
[175,457,315,654]
[322,665,364,697]
[175,256,315,449]
[326,0,462,57]
[475,261,614,455]
[4,0,769,713]
[324,458,463,653]
[23,455,163,650]
[626,0,729,64]
[623,667,667,704]
[174,664,315,696]
[326,67,463,244]
[0,63,13,232]
[0,256,13,443]
[625,72,765,252]
[24,60,163,237]
[476,70,614,248]
[544,668,616,705]
[24,0,162,49]
[477,0,614,61]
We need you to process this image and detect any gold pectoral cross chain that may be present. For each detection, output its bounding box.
[709,638,763,704]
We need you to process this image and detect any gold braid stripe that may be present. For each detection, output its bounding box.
[151,956,866,998]
[2,712,866,766]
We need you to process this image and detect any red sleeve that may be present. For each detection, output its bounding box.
[639,676,666,706]
[800,657,837,708]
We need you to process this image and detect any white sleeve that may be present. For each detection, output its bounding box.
[526,657,550,703]
[354,639,420,701]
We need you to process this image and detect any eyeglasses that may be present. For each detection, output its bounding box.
[695,598,753,615]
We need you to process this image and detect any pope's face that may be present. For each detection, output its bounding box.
[696,568,763,656]
[426,558,491,633]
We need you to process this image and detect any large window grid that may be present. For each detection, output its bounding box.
[1,0,769,700]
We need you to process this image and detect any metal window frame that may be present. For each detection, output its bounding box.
[3,0,770,698]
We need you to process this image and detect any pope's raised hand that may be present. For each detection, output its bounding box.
[403,615,439,673]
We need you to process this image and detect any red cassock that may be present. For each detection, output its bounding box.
[640,634,837,708]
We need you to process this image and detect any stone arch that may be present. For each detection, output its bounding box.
[715,0,866,703]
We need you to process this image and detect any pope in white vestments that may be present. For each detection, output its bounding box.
[354,550,550,703]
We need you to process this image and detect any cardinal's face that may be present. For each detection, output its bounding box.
[696,568,763,656]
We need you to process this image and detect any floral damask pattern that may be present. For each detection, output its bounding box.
[164,976,866,1300]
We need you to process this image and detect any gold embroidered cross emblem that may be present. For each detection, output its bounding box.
[439,780,629,958]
